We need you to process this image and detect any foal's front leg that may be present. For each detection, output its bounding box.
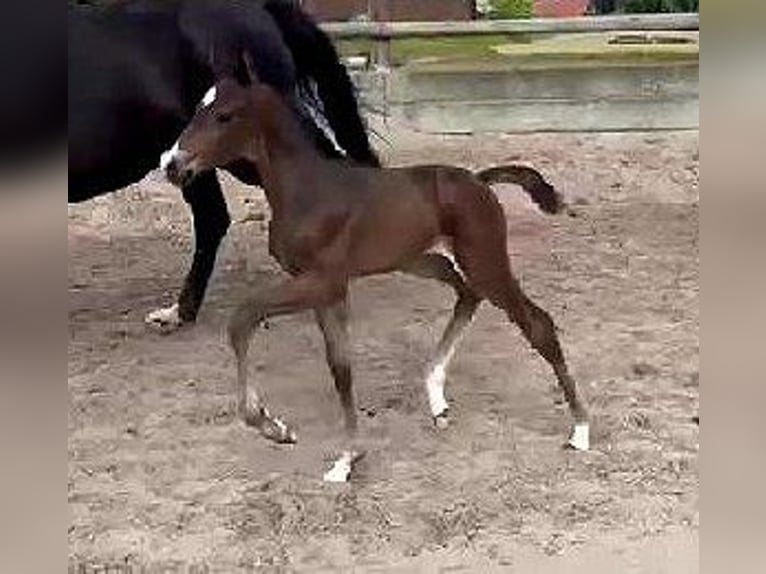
[315,298,364,482]
[228,272,346,444]
[315,298,356,434]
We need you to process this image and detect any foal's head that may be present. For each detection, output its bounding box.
[162,54,274,187]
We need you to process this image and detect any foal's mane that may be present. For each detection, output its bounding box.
[249,83,323,157]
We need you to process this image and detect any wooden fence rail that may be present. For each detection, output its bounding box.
[321,13,699,40]
[319,14,699,133]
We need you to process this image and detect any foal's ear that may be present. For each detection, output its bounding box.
[239,50,261,87]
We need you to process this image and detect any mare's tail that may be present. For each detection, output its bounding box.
[264,0,380,166]
[475,165,564,215]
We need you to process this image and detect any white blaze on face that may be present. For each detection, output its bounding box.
[201,85,217,108]
[159,140,180,171]
[159,86,217,171]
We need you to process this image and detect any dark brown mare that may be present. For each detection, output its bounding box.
[162,59,589,481]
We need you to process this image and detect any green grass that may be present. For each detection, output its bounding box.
[336,32,698,70]
[337,34,535,67]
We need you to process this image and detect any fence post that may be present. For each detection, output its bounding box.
[373,35,392,68]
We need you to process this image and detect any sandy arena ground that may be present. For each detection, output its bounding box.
[68,128,699,572]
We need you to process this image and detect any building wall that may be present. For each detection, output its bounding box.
[301,0,475,22]
[301,0,367,22]
[534,0,590,17]
[378,0,474,21]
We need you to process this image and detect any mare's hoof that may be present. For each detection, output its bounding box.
[145,303,184,334]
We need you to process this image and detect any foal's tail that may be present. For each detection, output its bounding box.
[475,165,564,215]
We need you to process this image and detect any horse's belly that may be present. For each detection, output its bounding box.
[349,200,441,276]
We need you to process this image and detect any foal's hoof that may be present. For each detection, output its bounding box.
[433,410,450,430]
[145,303,184,334]
[566,422,590,452]
[323,451,365,483]
[244,407,297,444]
[263,418,298,444]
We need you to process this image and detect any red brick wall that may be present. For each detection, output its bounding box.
[301,0,367,22]
[302,0,475,22]
[534,0,589,17]
[377,0,474,21]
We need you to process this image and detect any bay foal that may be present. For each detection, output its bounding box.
[163,60,589,481]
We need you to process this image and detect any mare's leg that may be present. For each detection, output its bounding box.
[453,212,590,450]
[146,170,230,331]
[315,298,364,482]
[403,254,481,428]
[229,271,346,444]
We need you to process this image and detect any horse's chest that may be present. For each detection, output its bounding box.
[267,219,321,274]
[267,221,291,267]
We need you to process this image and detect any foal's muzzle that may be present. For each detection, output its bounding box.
[161,147,197,187]
[165,158,195,187]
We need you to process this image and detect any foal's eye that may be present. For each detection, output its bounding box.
[216,113,233,124]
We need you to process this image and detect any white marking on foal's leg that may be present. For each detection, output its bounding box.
[426,331,468,429]
[425,289,474,428]
[323,450,361,483]
[263,407,296,442]
[568,422,590,451]
[145,303,182,333]
[426,352,452,419]
[252,404,297,444]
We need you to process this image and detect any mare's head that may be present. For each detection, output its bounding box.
[162,53,276,187]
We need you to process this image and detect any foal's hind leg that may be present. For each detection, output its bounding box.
[403,254,481,428]
[483,277,588,449]
[508,288,589,449]
[228,272,346,444]
[454,226,589,450]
